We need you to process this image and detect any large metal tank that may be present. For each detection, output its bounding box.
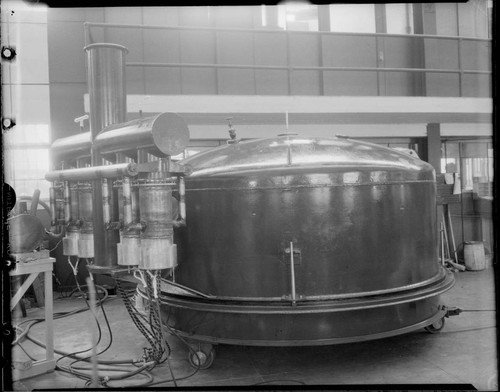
[160,134,454,347]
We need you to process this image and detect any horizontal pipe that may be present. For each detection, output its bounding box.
[45,163,138,182]
[50,132,91,164]
[49,112,190,164]
[94,112,189,157]
[127,62,491,76]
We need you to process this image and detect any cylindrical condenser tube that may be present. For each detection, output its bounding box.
[77,183,94,258]
[138,181,177,270]
[49,185,57,227]
[117,177,140,266]
[63,182,81,256]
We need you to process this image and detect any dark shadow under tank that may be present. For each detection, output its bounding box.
[159,134,455,354]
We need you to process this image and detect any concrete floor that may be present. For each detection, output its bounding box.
[9,266,497,390]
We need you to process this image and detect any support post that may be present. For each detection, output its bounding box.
[426,123,441,174]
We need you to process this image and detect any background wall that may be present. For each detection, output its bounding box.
[2,2,51,196]
[45,5,492,142]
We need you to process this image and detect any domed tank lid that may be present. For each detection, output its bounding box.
[181,134,434,179]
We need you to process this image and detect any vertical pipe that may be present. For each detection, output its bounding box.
[178,176,186,223]
[457,37,463,97]
[44,268,54,362]
[122,176,133,226]
[30,189,41,216]
[102,178,111,225]
[84,43,128,268]
[86,276,99,388]
[85,43,128,140]
[63,181,71,225]
[289,241,296,304]
[70,184,79,223]
[49,185,57,226]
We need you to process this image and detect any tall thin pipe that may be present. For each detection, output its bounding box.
[49,186,57,227]
[122,176,133,226]
[63,181,71,225]
[290,242,296,304]
[85,43,128,268]
[85,43,128,142]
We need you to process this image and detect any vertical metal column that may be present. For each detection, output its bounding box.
[84,43,128,268]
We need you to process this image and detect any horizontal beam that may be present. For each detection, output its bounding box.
[186,122,492,140]
[85,95,491,125]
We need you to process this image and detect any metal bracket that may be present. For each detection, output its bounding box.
[283,247,302,266]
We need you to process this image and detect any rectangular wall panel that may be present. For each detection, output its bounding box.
[217,31,255,94]
[48,22,86,83]
[425,73,460,97]
[323,71,378,96]
[254,32,287,94]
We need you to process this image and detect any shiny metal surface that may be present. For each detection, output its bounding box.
[63,231,80,256]
[77,184,93,234]
[45,163,137,183]
[7,214,46,253]
[160,298,448,346]
[77,184,94,258]
[85,43,127,141]
[161,135,452,345]
[117,177,141,266]
[50,113,190,166]
[94,112,190,158]
[139,182,177,270]
[62,181,80,256]
[50,132,91,166]
[86,43,128,268]
[182,136,432,178]
[78,232,94,259]
[176,136,438,298]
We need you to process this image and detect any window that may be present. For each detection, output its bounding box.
[385,4,414,34]
[441,140,493,196]
[487,0,493,38]
[329,4,376,33]
[3,124,51,198]
[278,2,318,31]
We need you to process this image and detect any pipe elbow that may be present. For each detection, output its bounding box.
[45,226,66,242]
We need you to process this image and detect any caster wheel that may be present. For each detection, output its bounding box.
[188,348,215,370]
[425,317,445,333]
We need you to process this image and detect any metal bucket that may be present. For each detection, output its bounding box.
[464,241,486,271]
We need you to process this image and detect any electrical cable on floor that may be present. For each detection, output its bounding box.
[58,262,153,385]
[142,299,205,387]
[54,263,107,378]
[153,272,178,387]
[15,341,38,361]
[15,265,160,388]
[14,265,208,388]
[113,273,212,387]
